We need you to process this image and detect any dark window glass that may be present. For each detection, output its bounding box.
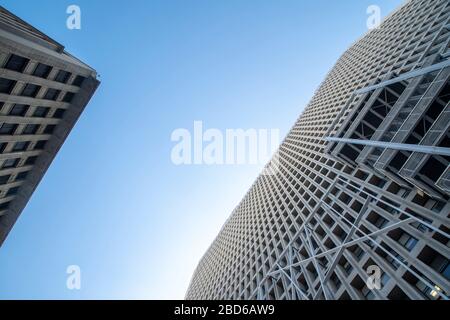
[25,156,37,166]
[62,92,75,103]
[0,142,7,153]
[33,106,50,118]
[0,123,18,135]
[44,88,60,101]
[398,232,418,251]
[0,174,11,185]
[54,70,71,83]
[72,75,86,87]
[53,108,66,119]
[34,140,47,150]
[4,54,29,72]
[9,104,29,117]
[2,158,19,169]
[44,124,56,135]
[6,187,20,197]
[16,171,28,181]
[33,63,52,78]
[12,141,29,152]
[0,201,10,210]
[0,78,17,94]
[0,102,4,112]
[22,124,39,135]
[21,84,41,97]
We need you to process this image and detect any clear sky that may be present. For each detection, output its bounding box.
[0,0,403,299]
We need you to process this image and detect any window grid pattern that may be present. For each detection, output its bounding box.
[186,0,450,300]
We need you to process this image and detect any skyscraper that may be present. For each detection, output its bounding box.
[186,0,450,300]
[0,6,99,246]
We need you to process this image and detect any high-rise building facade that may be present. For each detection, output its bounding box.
[0,7,99,246]
[186,0,450,300]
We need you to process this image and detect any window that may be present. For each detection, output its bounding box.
[15,171,28,181]
[339,257,353,275]
[9,104,29,117]
[415,280,443,300]
[381,272,390,287]
[25,156,37,166]
[386,249,405,269]
[72,75,85,87]
[0,174,11,185]
[361,286,375,299]
[430,255,450,281]
[2,158,19,169]
[330,273,342,290]
[0,201,10,211]
[53,108,66,119]
[0,78,17,94]
[430,200,445,213]
[33,63,52,78]
[0,142,6,153]
[33,106,50,118]
[21,84,41,97]
[22,124,39,135]
[62,92,75,103]
[398,232,418,251]
[44,125,56,134]
[12,141,29,152]
[34,140,47,150]
[352,245,365,260]
[6,187,20,197]
[44,88,60,101]
[374,216,388,228]
[4,54,29,72]
[0,123,18,135]
[54,70,71,83]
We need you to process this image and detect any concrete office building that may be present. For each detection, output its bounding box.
[187,0,450,300]
[0,6,99,245]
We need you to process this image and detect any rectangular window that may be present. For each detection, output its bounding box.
[21,84,41,97]
[22,124,39,135]
[431,255,450,281]
[2,158,19,169]
[62,92,75,103]
[54,70,71,83]
[25,156,37,166]
[9,104,29,117]
[0,123,18,135]
[0,78,17,94]
[33,63,52,78]
[43,88,61,101]
[72,75,86,87]
[0,201,11,211]
[44,125,56,134]
[6,187,20,197]
[33,106,50,118]
[0,174,11,185]
[398,232,418,251]
[12,141,30,152]
[4,54,29,72]
[15,171,28,181]
[53,108,66,119]
[34,140,47,150]
[0,142,7,153]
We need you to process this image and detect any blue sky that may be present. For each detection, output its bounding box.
[0,0,403,299]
